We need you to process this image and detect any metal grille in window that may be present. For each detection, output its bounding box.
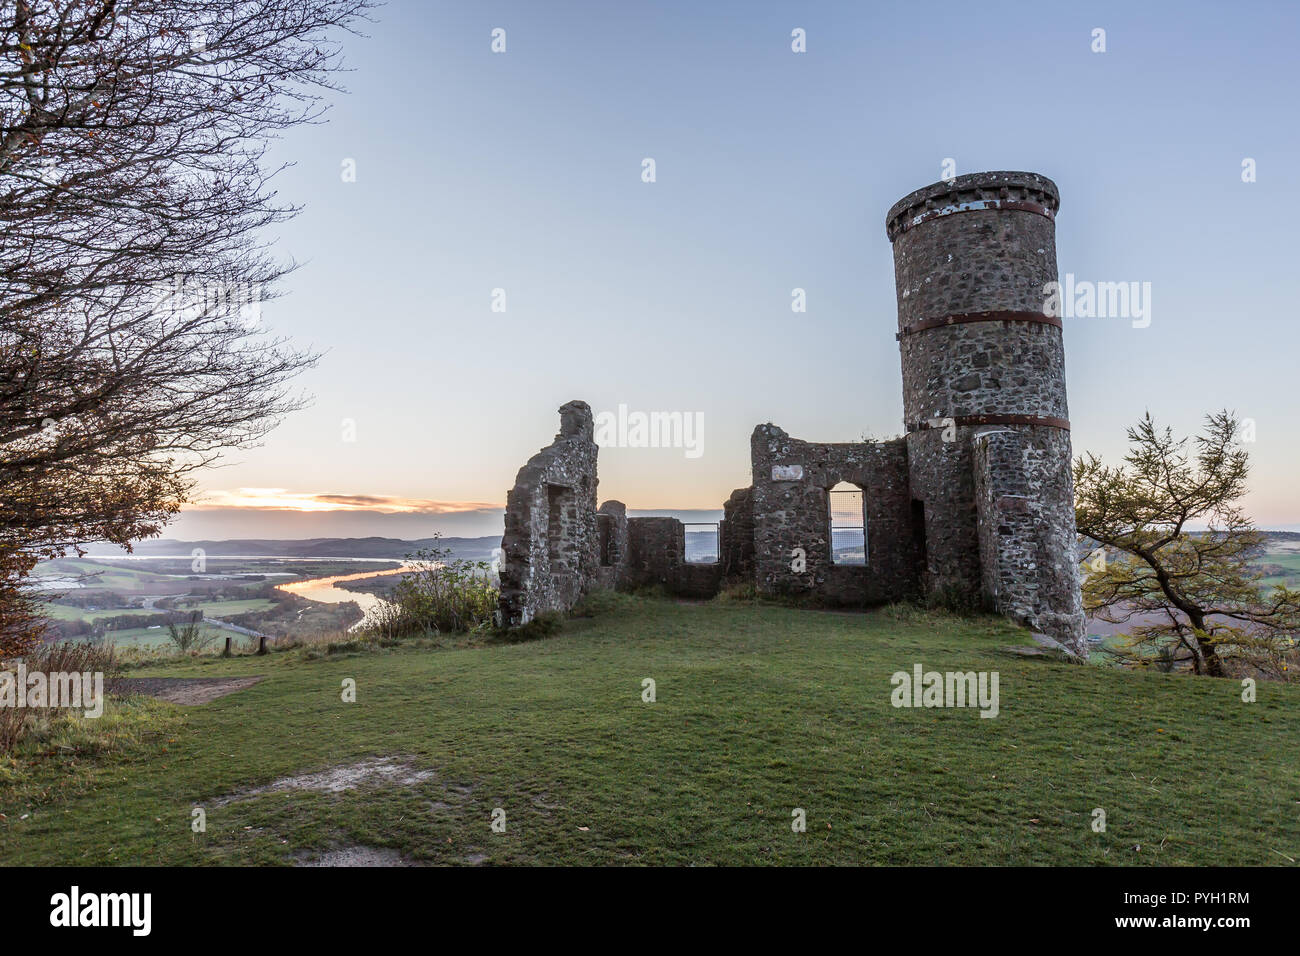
[829,485,866,566]
[683,523,719,565]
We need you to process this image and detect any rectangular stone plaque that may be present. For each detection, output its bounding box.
[771,464,804,482]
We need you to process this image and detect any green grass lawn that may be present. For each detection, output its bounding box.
[103,623,236,650]
[38,603,160,623]
[2,597,1297,866]
[39,598,277,651]
[42,597,275,624]
[36,617,237,650]
[175,597,276,617]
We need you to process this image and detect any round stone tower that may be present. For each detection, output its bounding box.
[886,171,1085,653]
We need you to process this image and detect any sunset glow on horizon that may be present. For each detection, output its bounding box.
[192,488,503,514]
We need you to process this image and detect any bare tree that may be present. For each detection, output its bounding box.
[0,0,373,654]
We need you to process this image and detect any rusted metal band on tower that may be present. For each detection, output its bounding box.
[906,413,1071,433]
[889,198,1055,240]
[896,310,1062,340]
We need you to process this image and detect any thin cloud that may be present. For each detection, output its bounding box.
[191,489,502,514]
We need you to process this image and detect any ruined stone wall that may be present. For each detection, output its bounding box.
[750,425,918,605]
[719,487,755,582]
[887,171,1085,651]
[625,517,684,591]
[594,500,629,591]
[621,516,723,597]
[677,561,724,598]
[498,401,600,626]
[494,170,1085,648]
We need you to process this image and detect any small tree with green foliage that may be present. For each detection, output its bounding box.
[166,611,214,654]
[1074,411,1300,677]
[367,536,498,638]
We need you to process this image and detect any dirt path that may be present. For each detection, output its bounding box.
[107,676,264,705]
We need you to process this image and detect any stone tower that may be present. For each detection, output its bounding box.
[886,171,1086,653]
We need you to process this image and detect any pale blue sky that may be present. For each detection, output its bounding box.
[178,0,1300,539]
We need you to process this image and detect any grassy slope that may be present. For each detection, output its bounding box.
[2,598,1296,866]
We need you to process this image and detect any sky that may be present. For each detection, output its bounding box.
[171,0,1300,541]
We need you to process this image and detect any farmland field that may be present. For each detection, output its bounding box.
[33,555,394,649]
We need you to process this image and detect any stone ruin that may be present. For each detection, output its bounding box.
[497,401,599,626]
[498,171,1087,655]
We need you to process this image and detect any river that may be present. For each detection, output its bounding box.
[276,565,412,630]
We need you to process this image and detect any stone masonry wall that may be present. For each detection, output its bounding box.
[594,499,629,591]
[750,424,918,605]
[498,401,600,627]
[720,486,755,583]
[973,429,1037,617]
[973,428,1087,653]
[624,517,684,591]
[620,517,722,597]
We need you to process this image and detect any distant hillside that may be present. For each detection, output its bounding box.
[79,536,502,561]
[1081,530,1300,554]
[70,528,1300,564]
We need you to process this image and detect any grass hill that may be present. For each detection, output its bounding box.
[2,597,1296,866]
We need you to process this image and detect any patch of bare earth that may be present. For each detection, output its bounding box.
[215,756,490,865]
[107,676,264,705]
[212,756,439,807]
[296,846,411,867]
